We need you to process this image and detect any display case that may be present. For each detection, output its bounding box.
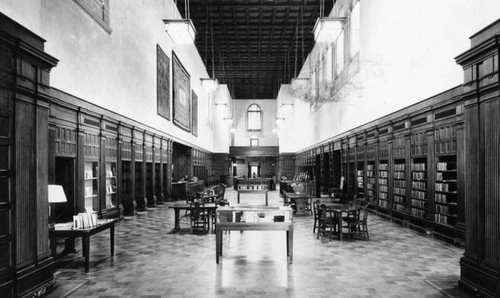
[84,161,99,211]
[105,162,117,209]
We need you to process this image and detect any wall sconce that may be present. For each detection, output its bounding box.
[215,103,227,107]
[276,117,285,129]
[280,103,294,108]
[163,19,197,44]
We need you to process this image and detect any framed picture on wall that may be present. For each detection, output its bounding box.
[172,51,191,132]
[250,138,259,147]
[156,44,170,120]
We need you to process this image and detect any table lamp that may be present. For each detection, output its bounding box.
[48,184,68,225]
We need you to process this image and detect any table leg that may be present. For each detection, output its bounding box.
[110,223,115,257]
[288,226,293,264]
[265,191,268,206]
[237,192,240,204]
[338,212,343,241]
[216,225,220,263]
[174,209,180,231]
[50,235,56,258]
[82,236,90,273]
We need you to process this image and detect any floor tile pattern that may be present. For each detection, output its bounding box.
[45,188,476,298]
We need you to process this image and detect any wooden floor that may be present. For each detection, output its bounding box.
[45,187,476,297]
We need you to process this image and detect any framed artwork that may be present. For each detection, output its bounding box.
[172,51,191,132]
[192,91,198,136]
[156,44,170,120]
[250,138,259,147]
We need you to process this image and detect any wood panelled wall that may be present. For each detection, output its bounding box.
[296,86,466,244]
[0,13,59,297]
[456,19,500,297]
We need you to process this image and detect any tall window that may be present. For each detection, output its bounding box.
[247,104,261,131]
[350,1,360,58]
[336,30,345,75]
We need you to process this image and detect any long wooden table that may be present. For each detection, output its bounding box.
[215,206,293,264]
[237,189,268,206]
[49,219,117,273]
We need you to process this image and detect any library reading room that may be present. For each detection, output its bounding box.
[1,0,500,297]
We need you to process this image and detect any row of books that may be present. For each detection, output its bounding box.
[73,211,98,229]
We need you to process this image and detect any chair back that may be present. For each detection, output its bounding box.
[313,200,321,218]
[361,202,372,222]
[190,201,204,220]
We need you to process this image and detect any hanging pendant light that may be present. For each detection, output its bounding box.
[312,0,345,43]
[201,2,218,92]
[313,17,346,43]
[164,0,196,44]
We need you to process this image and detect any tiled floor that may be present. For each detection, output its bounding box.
[45,188,476,298]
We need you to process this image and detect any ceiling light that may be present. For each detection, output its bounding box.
[201,78,218,92]
[313,17,346,43]
[163,19,197,44]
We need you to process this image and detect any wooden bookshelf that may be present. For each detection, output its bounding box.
[410,158,427,218]
[434,156,458,226]
[378,161,389,208]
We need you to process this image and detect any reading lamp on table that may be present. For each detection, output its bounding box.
[48,184,68,226]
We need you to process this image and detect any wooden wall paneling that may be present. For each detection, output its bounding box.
[154,135,163,204]
[119,124,134,215]
[455,121,466,241]
[456,20,500,297]
[0,14,58,296]
[133,129,146,212]
[144,132,155,208]
[482,96,500,267]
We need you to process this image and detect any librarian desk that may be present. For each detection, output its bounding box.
[49,219,117,273]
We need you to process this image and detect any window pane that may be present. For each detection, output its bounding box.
[247,104,261,131]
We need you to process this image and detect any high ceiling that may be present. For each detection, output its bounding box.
[176,0,333,99]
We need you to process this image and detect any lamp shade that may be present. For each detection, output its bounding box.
[48,185,68,203]
[163,19,197,44]
[201,78,218,92]
[313,17,346,43]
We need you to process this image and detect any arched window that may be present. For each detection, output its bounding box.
[247,104,261,131]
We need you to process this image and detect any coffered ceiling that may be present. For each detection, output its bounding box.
[175,0,333,99]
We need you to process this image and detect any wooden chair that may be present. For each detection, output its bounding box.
[312,200,321,234]
[344,202,372,241]
[190,202,209,234]
[328,188,342,203]
[317,204,340,240]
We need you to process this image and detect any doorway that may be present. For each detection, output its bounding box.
[54,157,75,223]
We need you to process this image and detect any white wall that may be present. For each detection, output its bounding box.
[278,0,499,153]
[232,100,278,147]
[1,0,216,151]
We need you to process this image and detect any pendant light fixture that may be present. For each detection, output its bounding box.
[312,0,345,43]
[164,0,196,44]
[201,3,218,92]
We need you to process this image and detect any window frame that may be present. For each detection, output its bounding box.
[246,104,262,132]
